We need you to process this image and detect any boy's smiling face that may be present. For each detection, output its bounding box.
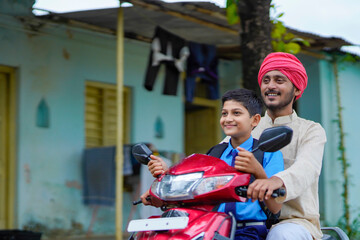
[220,100,259,145]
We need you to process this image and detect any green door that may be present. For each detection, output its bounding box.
[185,101,220,156]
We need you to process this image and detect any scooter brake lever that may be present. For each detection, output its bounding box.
[235,186,248,198]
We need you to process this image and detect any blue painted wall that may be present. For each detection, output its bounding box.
[307,56,360,226]
[0,13,186,235]
[331,60,360,225]
[0,11,245,236]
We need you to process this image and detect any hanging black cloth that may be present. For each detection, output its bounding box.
[185,41,219,102]
[144,26,189,95]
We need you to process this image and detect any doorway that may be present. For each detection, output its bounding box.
[0,66,16,229]
[185,98,221,156]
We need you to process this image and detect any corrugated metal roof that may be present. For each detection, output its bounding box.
[38,0,352,59]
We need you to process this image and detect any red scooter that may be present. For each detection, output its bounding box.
[127,126,292,240]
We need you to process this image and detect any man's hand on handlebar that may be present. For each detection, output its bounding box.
[247,176,285,202]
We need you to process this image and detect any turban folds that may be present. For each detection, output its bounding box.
[258,52,308,100]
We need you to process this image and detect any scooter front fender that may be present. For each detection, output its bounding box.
[131,207,233,240]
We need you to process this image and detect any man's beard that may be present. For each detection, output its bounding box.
[263,86,296,111]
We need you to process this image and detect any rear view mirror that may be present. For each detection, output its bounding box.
[254,126,293,153]
[132,143,153,165]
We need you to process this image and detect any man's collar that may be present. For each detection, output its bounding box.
[264,110,298,125]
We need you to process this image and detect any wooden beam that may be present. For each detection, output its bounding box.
[67,19,116,35]
[300,50,329,60]
[115,6,124,240]
[124,32,152,43]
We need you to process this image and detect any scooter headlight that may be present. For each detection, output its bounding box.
[151,172,203,201]
[193,175,233,196]
[151,173,234,201]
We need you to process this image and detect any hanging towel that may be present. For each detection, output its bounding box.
[82,146,116,206]
[123,144,134,176]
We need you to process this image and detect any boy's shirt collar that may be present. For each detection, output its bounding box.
[224,135,253,159]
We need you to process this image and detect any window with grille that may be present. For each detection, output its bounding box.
[85,81,131,148]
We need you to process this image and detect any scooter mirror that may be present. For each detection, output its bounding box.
[256,126,293,152]
[132,143,153,165]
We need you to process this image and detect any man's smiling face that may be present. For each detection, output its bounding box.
[260,70,301,112]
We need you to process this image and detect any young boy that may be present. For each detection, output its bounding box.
[142,88,284,239]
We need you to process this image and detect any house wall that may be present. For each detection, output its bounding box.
[337,61,360,225]
[318,59,341,225]
[0,13,243,237]
[297,54,327,220]
[317,57,360,226]
[0,13,186,235]
[324,60,360,225]
[219,59,243,94]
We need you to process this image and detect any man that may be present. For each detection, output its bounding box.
[145,52,326,239]
[245,52,327,240]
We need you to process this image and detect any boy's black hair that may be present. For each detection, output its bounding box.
[221,88,263,117]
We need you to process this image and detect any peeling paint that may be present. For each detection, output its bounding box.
[66,29,74,39]
[65,180,82,190]
[23,219,84,238]
[24,163,31,183]
[29,65,55,93]
[18,17,46,33]
[63,48,70,60]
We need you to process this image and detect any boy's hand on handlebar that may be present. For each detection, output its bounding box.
[140,190,163,208]
[148,155,169,177]
[140,190,152,205]
[247,176,285,202]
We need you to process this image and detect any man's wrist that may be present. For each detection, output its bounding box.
[270,176,285,188]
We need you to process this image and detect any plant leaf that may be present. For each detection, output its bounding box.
[277,12,284,18]
[284,42,301,54]
[226,1,240,25]
[284,33,295,41]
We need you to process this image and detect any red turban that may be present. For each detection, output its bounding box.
[258,52,308,100]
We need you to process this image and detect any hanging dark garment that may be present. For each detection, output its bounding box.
[185,41,219,102]
[82,146,116,206]
[144,26,189,95]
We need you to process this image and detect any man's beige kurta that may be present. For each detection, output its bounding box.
[252,111,326,239]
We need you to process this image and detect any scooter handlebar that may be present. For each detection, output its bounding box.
[235,186,286,198]
[133,196,151,205]
[271,188,286,198]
